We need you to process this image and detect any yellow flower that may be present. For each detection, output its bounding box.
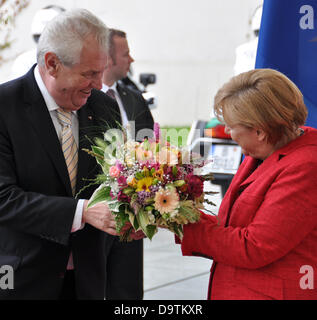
[154,187,179,214]
[136,177,153,192]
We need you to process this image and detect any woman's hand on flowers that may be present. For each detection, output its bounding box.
[82,200,118,236]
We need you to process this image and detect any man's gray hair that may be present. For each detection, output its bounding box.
[37,8,109,67]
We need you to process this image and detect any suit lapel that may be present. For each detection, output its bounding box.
[23,69,73,196]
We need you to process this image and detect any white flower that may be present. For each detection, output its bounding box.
[109,180,119,195]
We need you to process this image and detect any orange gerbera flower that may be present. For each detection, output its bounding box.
[154,187,179,214]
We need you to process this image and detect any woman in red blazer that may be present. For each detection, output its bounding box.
[180,69,317,300]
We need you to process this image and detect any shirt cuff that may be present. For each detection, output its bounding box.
[71,199,85,233]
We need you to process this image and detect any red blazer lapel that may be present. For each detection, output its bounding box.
[219,156,260,226]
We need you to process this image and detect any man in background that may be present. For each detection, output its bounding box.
[102,28,154,300]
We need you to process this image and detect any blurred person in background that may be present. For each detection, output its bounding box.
[233,5,262,75]
[11,5,65,79]
[177,68,317,300]
[101,28,154,300]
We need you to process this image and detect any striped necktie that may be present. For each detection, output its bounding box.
[106,88,116,100]
[56,108,78,196]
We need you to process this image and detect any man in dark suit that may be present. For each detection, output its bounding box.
[101,29,154,300]
[0,9,120,300]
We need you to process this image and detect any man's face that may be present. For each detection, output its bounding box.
[48,36,108,111]
[109,36,134,80]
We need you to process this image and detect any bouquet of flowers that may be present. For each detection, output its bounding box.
[83,124,215,241]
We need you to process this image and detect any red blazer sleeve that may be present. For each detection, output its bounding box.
[181,158,317,269]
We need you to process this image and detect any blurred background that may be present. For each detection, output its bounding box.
[0,0,262,128]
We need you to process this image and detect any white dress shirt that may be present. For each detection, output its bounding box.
[34,66,84,233]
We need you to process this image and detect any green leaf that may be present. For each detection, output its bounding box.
[138,208,150,228]
[137,209,152,237]
[170,223,184,240]
[145,225,157,240]
[173,180,185,187]
[94,137,108,149]
[135,172,144,180]
[91,145,105,158]
[122,187,135,195]
[128,211,139,230]
[179,201,200,222]
[87,185,111,208]
[136,209,158,240]
[114,208,130,233]
[108,200,125,213]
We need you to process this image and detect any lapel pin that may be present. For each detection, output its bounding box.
[88,116,93,120]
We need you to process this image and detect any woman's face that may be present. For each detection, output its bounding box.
[224,123,273,160]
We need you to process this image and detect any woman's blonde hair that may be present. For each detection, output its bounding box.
[214,69,308,144]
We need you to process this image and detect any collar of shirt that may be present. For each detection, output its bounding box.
[101,82,129,127]
[101,83,117,96]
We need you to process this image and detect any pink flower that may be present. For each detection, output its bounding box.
[154,122,161,142]
[117,190,130,202]
[109,166,120,178]
[117,176,127,186]
[115,160,124,171]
